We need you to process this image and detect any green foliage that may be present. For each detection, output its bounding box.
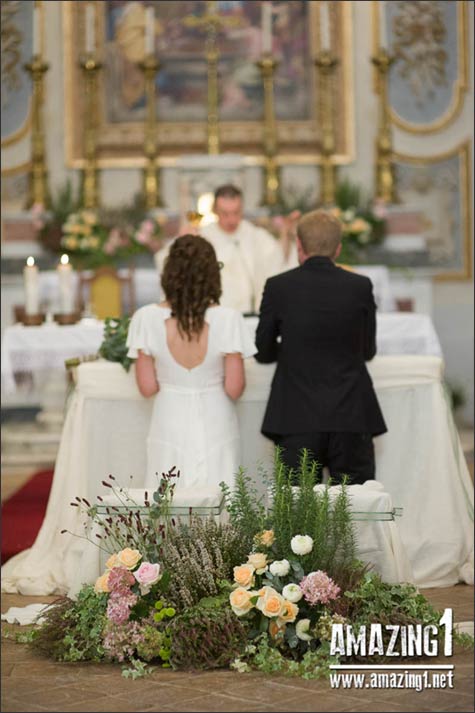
[121,658,155,679]
[169,604,248,670]
[30,587,108,662]
[220,468,269,550]
[445,380,467,412]
[161,517,249,610]
[98,316,133,371]
[232,634,337,679]
[344,573,441,627]
[245,449,358,585]
[47,180,82,227]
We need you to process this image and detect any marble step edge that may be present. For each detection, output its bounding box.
[1,431,61,444]
[1,453,56,467]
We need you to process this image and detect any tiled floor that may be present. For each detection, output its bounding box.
[1,585,474,713]
[2,427,473,712]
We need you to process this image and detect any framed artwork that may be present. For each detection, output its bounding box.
[372,0,469,134]
[63,0,354,166]
[362,142,472,280]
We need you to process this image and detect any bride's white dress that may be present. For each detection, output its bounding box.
[126,304,256,493]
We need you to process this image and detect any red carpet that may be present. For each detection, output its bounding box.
[1,469,54,564]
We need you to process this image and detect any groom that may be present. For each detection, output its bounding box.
[255,209,387,484]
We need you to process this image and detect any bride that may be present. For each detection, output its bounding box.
[127,234,256,493]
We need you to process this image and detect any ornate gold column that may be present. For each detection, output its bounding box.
[257,55,280,206]
[371,48,397,203]
[139,54,163,208]
[79,54,102,209]
[24,56,49,207]
[314,50,339,206]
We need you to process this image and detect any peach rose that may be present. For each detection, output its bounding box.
[255,530,275,547]
[278,600,299,624]
[229,587,254,617]
[233,563,255,589]
[116,548,142,570]
[256,586,285,618]
[94,571,110,593]
[247,552,268,574]
[105,553,120,570]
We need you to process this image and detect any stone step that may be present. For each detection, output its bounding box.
[1,452,56,467]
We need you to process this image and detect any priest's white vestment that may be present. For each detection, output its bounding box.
[154,219,297,313]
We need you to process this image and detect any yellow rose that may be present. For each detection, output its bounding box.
[229,587,254,616]
[89,237,100,249]
[278,600,299,624]
[256,586,285,619]
[255,530,275,547]
[247,552,268,574]
[350,218,369,232]
[94,571,110,593]
[66,237,78,249]
[82,210,97,225]
[116,548,142,569]
[105,553,119,570]
[233,563,255,589]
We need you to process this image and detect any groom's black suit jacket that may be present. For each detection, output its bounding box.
[255,256,387,439]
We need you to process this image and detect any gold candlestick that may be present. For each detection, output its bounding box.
[183,2,241,155]
[24,56,49,207]
[79,54,102,209]
[314,50,339,206]
[257,55,280,206]
[139,54,163,208]
[371,48,397,203]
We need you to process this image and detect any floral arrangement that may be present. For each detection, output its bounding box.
[60,210,160,270]
[11,455,471,679]
[31,184,164,270]
[98,317,133,372]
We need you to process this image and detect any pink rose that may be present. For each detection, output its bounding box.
[135,230,150,245]
[142,219,155,234]
[133,562,162,593]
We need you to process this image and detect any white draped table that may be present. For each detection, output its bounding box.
[2,355,472,596]
[1,312,442,395]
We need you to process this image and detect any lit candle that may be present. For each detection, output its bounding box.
[57,254,75,315]
[24,256,40,316]
[379,0,388,49]
[33,1,40,56]
[320,1,331,51]
[85,2,95,54]
[261,1,272,54]
[145,5,155,55]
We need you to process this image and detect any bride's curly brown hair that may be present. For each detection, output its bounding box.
[161,234,222,339]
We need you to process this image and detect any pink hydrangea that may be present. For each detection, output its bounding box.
[106,590,138,625]
[299,570,340,606]
[107,566,135,593]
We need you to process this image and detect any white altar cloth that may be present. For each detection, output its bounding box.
[1,312,442,395]
[2,355,472,596]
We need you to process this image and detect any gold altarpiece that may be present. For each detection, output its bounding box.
[63,0,354,168]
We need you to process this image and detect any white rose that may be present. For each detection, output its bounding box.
[290,535,314,556]
[282,583,303,603]
[296,618,313,641]
[269,559,290,577]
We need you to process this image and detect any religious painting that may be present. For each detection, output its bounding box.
[1,163,31,213]
[1,0,41,150]
[373,0,469,134]
[360,142,472,280]
[63,0,354,166]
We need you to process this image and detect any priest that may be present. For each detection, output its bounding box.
[155,184,298,313]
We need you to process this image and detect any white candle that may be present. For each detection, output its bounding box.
[145,6,155,54]
[379,0,387,49]
[57,254,75,314]
[85,2,95,54]
[33,1,40,56]
[261,2,272,54]
[320,1,331,51]
[24,256,40,316]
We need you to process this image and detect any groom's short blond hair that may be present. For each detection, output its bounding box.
[297,210,342,258]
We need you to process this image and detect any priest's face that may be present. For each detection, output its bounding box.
[214,196,243,234]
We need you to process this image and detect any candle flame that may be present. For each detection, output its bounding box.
[60,254,70,265]
[26,256,35,267]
